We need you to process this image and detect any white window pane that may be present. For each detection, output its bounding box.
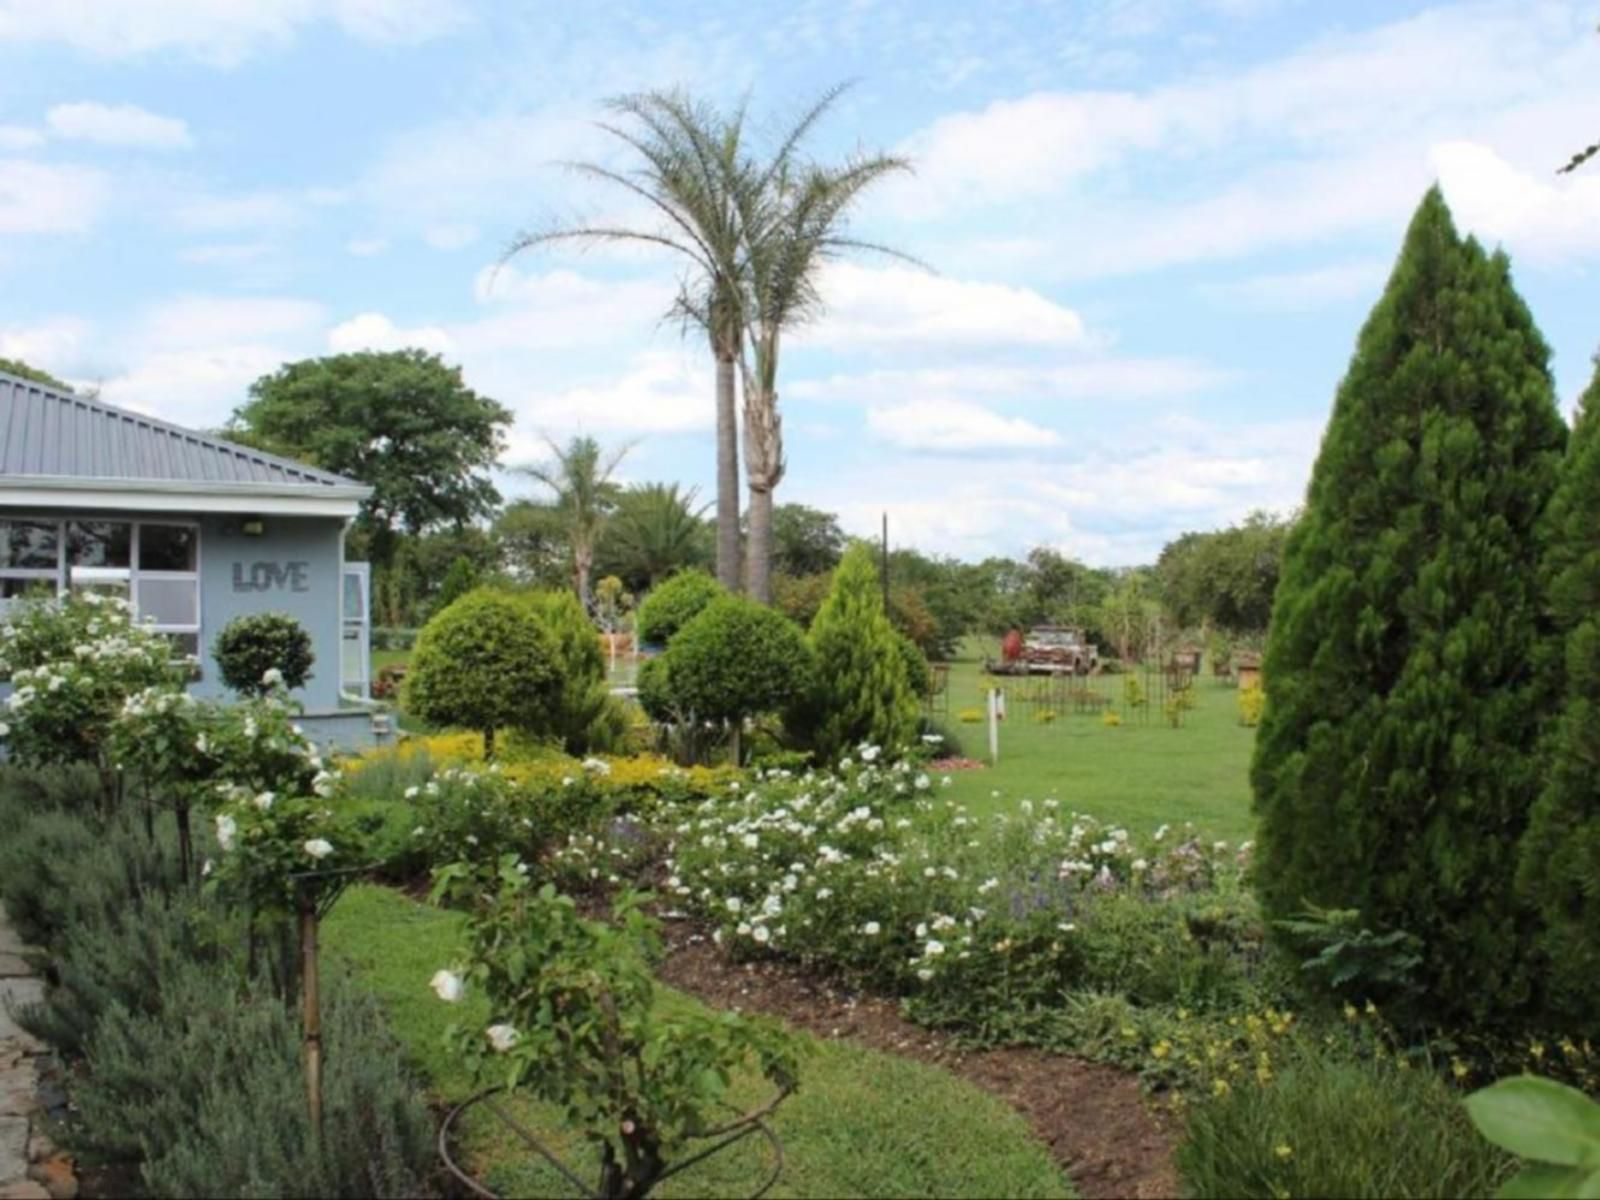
[343,570,365,620]
[138,577,198,628]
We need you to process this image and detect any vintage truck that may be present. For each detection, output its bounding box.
[989,625,1100,675]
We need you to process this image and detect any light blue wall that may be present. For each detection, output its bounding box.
[196,512,348,710]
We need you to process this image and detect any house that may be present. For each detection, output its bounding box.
[0,370,388,750]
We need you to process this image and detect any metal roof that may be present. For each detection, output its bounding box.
[0,370,365,491]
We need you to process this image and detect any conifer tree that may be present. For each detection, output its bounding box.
[1251,187,1568,1031]
[792,543,920,762]
[1520,353,1600,1027]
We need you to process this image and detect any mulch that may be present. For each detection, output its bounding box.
[654,922,1180,1200]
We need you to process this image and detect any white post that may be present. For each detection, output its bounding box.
[988,687,1001,765]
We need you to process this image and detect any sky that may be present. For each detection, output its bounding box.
[0,0,1597,566]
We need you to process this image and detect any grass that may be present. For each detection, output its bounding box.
[323,884,1074,1200]
[934,637,1258,842]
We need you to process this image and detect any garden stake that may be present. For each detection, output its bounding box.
[299,890,323,1137]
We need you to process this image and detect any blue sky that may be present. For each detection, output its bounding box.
[1,0,1597,564]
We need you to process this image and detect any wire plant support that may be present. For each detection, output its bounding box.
[438,1083,791,1200]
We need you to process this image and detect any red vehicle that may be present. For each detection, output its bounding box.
[991,626,1099,675]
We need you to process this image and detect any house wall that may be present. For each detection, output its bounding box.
[195,512,348,709]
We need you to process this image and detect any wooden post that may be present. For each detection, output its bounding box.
[299,893,324,1137]
[987,688,1001,765]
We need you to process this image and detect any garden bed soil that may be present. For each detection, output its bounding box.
[655,924,1179,1200]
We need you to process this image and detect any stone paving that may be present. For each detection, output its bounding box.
[0,908,74,1200]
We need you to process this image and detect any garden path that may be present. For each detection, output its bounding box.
[0,905,72,1200]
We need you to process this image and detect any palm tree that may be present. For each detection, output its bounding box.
[520,435,629,610]
[726,96,914,602]
[504,91,747,595]
[601,482,713,590]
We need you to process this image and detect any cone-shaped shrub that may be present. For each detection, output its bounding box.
[1251,187,1567,1032]
[792,543,920,762]
[1520,353,1600,1028]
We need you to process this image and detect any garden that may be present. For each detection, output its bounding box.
[7,126,1600,1200]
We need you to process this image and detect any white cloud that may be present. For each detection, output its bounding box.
[46,101,191,149]
[0,125,42,151]
[171,189,303,232]
[0,0,463,66]
[1197,259,1389,310]
[177,242,274,265]
[424,222,478,250]
[867,398,1061,453]
[506,351,712,457]
[96,345,290,428]
[328,312,453,355]
[800,262,1090,351]
[345,236,389,256]
[0,317,91,372]
[1434,140,1600,262]
[135,296,324,351]
[461,265,673,351]
[0,159,106,233]
[793,358,1233,405]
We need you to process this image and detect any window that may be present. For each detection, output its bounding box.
[0,519,200,656]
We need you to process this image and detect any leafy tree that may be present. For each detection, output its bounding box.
[1157,512,1291,634]
[524,589,617,755]
[0,357,73,392]
[654,595,812,763]
[634,569,724,648]
[212,613,314,697]
[231,351,510,566]
[771,504,846,576]
[791,543,920,761]
[1250,187,1568,1033]
[491,500,571,588]
[505,90,748,594]
[404,589,562,758]
[434,556,480,615]
[771,571,832,630]
[1520,352,1600,1028]
[520,436,629,612]
[599,483,712,591]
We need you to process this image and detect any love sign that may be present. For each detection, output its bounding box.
[232,561,311,593]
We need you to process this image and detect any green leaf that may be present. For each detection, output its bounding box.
[1497,1163,1591,1199]
[1467,1077,1600,1167]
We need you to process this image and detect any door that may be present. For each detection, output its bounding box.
[341,563,370,700]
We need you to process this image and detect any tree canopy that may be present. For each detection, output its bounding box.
[0,357,73,392]
[230,350,511,564]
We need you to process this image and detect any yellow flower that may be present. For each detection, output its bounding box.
[1212,1079,1231,1097]
[1451,1058,1470,1081]
[1531,1041,1548,1063]
[1343,1003,1358,1022]
[1274,1144,1294,1161]
[1151,1040,1172,1060]
[1121,1025,1139,1041]
[1364,1000,1378,1016]
[1256,1063,1274,1084]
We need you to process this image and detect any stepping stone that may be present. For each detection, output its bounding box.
[0,1066,35,1119]
[0,959,30,981]
[0,1115,28,1186]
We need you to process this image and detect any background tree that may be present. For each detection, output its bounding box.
[506,90,747,594]
[230,350,510,567]
[404,589,562,759]
[0,357,73,392]
[1251,187,1568,1033]
[1519,352,1600,1029]
[1156,511,1291,634]
[791,543,920,761]
[652,595,812,764]
[520,435,629,611]
[771,504,846,576]
[598,482,712,591]
[492,500,572,588]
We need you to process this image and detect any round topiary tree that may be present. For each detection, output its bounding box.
[404,588,561,758]
[791,543,920,763]
[1520,352,1600,1030]
[658,596,812,764]
[634,569,723,648]
[1251,187,1568,1033]
[213,612,315,697]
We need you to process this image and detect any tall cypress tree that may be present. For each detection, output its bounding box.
[1520,353,1600,1028]
[1251,187,1567,1030]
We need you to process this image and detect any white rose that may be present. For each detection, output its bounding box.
[261,667,285,687]
[253,791,275,811]
[862,921,880,936]
[752,926,771,944]
[925,939,946,956]
[860,745,881,763]
[430,969,465,1003]
[725,896,742,914]
[215,814,237,852]
[303,838,334,860]
[485,1024,520,1053]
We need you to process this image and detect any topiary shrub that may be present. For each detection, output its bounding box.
[525,589,611,754]
[655,596,813,764]
[1520,352,1600,1029]
[1250,187,1568,1034]
[404,588,562,758]
[213,612,314,696]
[790,544,920,763]
[634,569,723,648]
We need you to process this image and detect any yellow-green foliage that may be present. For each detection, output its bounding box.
[1034,709,1058,724]
[1237,685,1265,728]
[1102,709,1123,728]
[1124,675,1146,709]
[958,707,983,724]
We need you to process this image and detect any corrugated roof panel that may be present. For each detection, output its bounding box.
[0,371,362,490]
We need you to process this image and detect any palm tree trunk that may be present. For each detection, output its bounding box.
[715,349,742,592]
[746,484,774,604]
[575,542,593,612]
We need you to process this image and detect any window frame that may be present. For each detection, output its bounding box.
[1,516,202,646]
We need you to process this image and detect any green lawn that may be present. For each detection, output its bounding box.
[934,638,1258,842]
[324,884,1073,1200]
